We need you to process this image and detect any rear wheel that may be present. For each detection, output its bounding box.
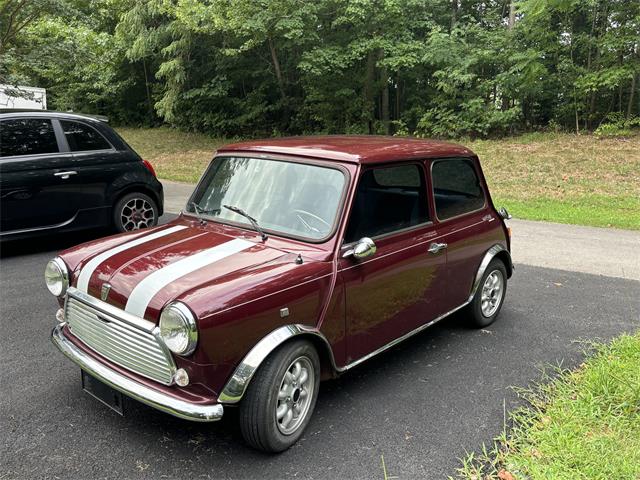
[467,258,507,328]
[239,340,320,452]
[113,192,158,232]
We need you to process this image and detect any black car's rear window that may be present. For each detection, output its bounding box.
[60,120,111,152]
[0,118,59,157]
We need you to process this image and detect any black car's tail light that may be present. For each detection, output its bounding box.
[142,159,157,177]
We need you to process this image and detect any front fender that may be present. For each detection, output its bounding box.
[217,324,336,404]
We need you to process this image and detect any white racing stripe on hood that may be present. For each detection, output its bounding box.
[76,225,188,293]
[124,238,253,318]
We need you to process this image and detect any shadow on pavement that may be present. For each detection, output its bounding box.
[0,213,177,259]
[0,228,112,258]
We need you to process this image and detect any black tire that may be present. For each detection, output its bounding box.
[239,340,320,453]
[467,258,508,328]
[113,192,158,233]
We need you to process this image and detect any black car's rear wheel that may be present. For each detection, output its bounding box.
[239,340,320,452]
[114,192,158,232]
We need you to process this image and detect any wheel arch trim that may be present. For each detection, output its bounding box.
[469,243,512,302]
[218,325,336,404]
[112,185,162,211]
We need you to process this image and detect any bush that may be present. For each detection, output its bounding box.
[594,113,640,138]
[413,102,522,139]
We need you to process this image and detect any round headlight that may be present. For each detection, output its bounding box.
[159,302,197,356]
[44,257,69,297]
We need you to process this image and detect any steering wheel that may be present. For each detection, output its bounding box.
[293,209,331,235]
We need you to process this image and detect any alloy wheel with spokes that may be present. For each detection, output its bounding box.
[113,192,158,233]
[275,356,315,435]
[467,257,508,328]
[121,197,155,231]
[239,340,320,452]
[480,270,504,317]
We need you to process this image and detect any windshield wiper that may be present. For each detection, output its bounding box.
[189,201,220,219]
[223,204,268,241]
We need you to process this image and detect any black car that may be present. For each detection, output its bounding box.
[0,110,163,239]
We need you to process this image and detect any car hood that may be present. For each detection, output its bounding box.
[70,223,298,322]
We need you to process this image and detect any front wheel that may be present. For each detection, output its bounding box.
[467,258,507,328]
[239,340,320,452]
[113,192,158,232]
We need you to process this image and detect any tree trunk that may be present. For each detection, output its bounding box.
[379,51,389,135]
[628,74,637,118]
[451,0,458,31]
[395,74,401,124]
[508,0,516,30]
[267,36,286,103]
[142,58,154,122]
[364,50,376,133]
[618,83,623,112]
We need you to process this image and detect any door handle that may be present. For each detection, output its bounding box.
[54,171,77,179]
[428,242,447,254]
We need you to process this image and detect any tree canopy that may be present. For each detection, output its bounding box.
[1,0,638,137]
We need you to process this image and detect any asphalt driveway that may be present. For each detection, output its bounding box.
[0,226,640,479]
[1,219,639,479]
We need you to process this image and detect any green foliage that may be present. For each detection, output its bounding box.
[594,113,640,138]
[2,0,640,136]
[455,332,640,479]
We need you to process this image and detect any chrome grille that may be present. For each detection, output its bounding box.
[65,291,176,385]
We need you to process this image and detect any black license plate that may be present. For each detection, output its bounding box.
[81,370,124,416]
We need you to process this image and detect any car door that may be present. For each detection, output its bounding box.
[56,119,127,216]
[0,116,77,232]
[428,157,505,311]
[338,162,449,364]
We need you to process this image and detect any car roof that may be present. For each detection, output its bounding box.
[0,109,108,122]
[217,135,475,164]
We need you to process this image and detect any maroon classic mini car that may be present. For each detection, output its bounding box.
[48,136,512,452]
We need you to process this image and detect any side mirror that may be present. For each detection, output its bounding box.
[343,237,377,260]
[498,207,512,220]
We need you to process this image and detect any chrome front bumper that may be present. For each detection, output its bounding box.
[51,324,224,422]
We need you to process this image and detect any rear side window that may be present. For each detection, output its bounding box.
[0,118,59,156]
[345,164,429,242]
[431,159,485,220]
[60,120,110,151]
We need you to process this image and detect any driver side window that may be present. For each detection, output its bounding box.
[345,164,430,243]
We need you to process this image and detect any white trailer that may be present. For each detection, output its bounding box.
[0,84,47,110]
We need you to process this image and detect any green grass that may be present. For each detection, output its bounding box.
[468,132,640,230]
[116,128,640,230]
[492,195,640,230]
[454,332,640,480]
[116,127,229,183]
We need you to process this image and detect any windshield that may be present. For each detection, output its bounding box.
[188,156,346,241]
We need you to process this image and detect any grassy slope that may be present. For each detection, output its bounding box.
[117,128,640,230]
[117,127,230,183]
[469,133,640,230]
[455,333,640,479]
